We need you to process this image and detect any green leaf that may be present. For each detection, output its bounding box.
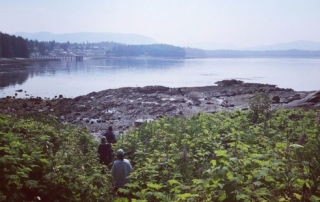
[215,150,227,157]
[236,194,249,201]
[293,193,302,200]
[40,159,48,164]
[0,191,6,202]
[168,179,180,186]
[211,160,217,166]
[177,193,199,200]
[132,200,147,202]
[147,183,163,190]
[218,193,226,201]
[310,195,320,202]
[114,198,129,202]
[25,180,39,188]
[253,181,262,187]
[226,172,233,179]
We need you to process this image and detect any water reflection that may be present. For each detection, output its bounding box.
[1,58,320,98]
[0,58,185,98]
[0,66,29,89]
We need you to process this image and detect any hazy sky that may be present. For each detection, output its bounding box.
[1,0,320,47]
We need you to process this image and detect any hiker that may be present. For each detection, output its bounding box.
[102,126,117,143]
[97,137,113,166]
[111,149,133,195]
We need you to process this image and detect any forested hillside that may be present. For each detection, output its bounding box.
[0,32,29,58]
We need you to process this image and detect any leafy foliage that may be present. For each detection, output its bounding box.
[249,91,271,124]
[2,108,320,201]
[0,114,115,201]
[114,109,320,201]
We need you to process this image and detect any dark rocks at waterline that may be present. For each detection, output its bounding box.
[305,91,320,103]
[272,95,280,103]
[215,79,244,87]
[0,80,319,134]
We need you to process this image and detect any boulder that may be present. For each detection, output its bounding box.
[272,95,280,103]
[134,118,154,127]
[305,91,320,103]
[215,79,243,87]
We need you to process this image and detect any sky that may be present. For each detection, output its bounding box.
[1,0,320,48]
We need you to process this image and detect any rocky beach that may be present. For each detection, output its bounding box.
[1,79,320,137]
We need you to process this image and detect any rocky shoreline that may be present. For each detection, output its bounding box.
[1,80,320,136]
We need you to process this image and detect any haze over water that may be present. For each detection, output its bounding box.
[1,58,320,99]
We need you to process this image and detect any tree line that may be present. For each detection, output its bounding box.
[0,32,29,58]
[0,32,58,58]
[111,44,186,58]
[0,32,187,58]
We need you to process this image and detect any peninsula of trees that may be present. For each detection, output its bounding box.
[0,32,186,59]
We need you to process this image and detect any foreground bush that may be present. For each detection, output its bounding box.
[2,109,320,202]
[115,109,320,201]
[0,114,115,202]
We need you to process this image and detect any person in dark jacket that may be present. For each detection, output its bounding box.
[98,137,113,166]
[102,126,117,143]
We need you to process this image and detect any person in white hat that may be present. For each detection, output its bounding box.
[110,149,133,195]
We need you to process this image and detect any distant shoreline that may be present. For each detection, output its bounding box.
[1,49,320,67]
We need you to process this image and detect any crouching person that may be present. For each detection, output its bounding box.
[111,149,133,196]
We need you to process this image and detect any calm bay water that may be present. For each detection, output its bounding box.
[1,58,320,98]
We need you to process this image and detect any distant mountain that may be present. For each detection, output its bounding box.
[204,49,320,58]
[247,40,320,51]
[14,32,157,45]
[185,42,238,50]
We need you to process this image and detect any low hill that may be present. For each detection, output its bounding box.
[204,49,320,58]
[248,40,320,51]
[14,32,157,45]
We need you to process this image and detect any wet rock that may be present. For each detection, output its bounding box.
[286,94,301,103]
[305,91,320,103]
[46,102,52,107]
[74,105,91,112]
[134,119,154,127]
[15,89,23,92]
[22,103,29,108]
[272,95,280,103]
[0,80,319,134]
[215,79,244,87]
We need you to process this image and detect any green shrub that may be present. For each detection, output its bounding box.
[114,110,320,201]
[2,109,320,201]
[0,114,115,202]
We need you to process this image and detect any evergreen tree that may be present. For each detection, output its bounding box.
[0,33,2,57]
[0,32,29,58]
